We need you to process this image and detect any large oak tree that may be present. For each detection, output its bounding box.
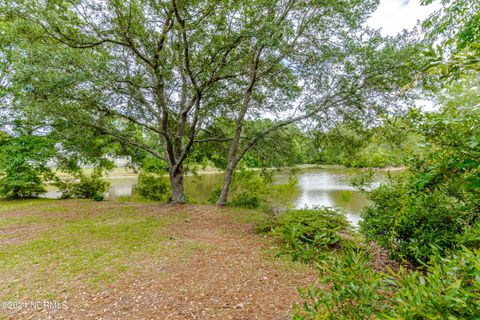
[2,0,421,203]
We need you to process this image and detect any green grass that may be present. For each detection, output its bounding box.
[116,194,162,204]
[0,198,57,212]
[0,200,181,299]
[222,207,266,224]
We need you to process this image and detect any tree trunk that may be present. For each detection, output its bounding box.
[217,163,235,206]
[216,48,262,206]
[169,166,185,204]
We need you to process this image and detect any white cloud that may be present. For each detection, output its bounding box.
[367,0,441,36]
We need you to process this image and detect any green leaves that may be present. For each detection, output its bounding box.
[422,0,480,79]
[294,247,480,319]
[0,127,56,198]
[361,102,480,265]
[259,207,353,263]
[54,170,110,200]
[387,248,480,319]
[294,249,393,319]
[135,172,170,202]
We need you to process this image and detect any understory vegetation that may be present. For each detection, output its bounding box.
[293,247,480,319]
[215,169,299,213]
[361,105,480,265]
[54,171,110,201]
[255,203,479,319]
[135,172,171,202]
[257,207,354,262]
[257,100,480,318]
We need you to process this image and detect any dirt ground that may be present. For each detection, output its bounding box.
[0,200,318,319]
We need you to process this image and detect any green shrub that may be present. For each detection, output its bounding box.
[228,170,269,208]
[293,248,392,320]
[92,193,104,201]
[224,169,298,210]
[0,132,55,199]
[294,247,480,320]
[361,174,478,265]
[135,172,170,202]
[387,247,480,319]
[458,222,480,248]
[55,173,110,200]
[259,207,353,262]
[360,107,480,265]
[207,187,222,204]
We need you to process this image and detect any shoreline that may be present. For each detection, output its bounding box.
[101,164,405,180]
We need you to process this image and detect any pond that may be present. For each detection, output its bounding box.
[46,167,391,226]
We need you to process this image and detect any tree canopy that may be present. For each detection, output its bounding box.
[2,0,423,203]
[422,0,480,78]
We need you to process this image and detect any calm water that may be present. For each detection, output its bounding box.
[46,167,389,225]
[282,168,375,225]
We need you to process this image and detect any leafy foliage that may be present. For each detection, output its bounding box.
[294,247,480,320]
[196,120,311,169]
[386,247,480,319]
[225,170,268,209]
[213,169,298,211]
[258,207,352,262]
[0,127,55,198]
[54,171,110,200]
[294,249,392,320]
[311,111,422,168]
[135,173,170,202]
[2,0,410,203]
[422,0,480,79]
[361,105,480,265]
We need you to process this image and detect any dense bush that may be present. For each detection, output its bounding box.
[135,172,170,202]
[294,249,392,319]
[211,169,298,211]
[55,172,110,200]
[361,174,479,264]
[360,107,480,265]
[294,247,480,320]
[207,187,222,204]
[228,170,268,208]
[0,166,48,199]
[388,247,480,319]
[258,207,353,262]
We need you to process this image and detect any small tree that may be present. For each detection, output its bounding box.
[0,126,55,198]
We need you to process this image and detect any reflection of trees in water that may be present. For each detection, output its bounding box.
[102,169,379,216]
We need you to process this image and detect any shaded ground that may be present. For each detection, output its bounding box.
[0,200,317,319]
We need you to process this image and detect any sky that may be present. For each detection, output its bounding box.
[367,0,441,36]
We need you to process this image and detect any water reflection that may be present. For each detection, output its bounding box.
[106,178,137,199]
[290,168,370,225]
[184,173,224,203]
